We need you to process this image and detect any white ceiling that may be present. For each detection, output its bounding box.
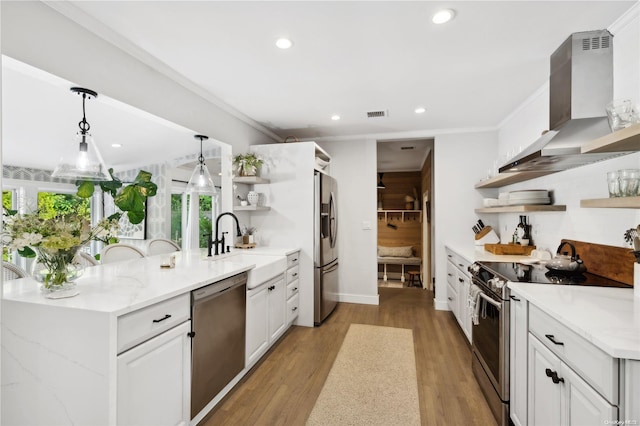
[2,1,636,172]
[377,139,433,172]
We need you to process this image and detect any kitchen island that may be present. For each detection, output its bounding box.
[1,248,298,426]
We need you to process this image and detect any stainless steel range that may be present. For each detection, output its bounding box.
[468,261,632,426]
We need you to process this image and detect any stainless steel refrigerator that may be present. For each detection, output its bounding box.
[314,171,339,325]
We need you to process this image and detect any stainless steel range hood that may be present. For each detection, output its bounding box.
[500,29,630,173]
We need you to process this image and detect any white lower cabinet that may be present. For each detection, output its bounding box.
[528,334,563,425]
[246,274,286,367]
[510,290,528,426]
[117,320,191,426]
[528,334,617,426]
[285,251,300,325]
[445,248,471,343]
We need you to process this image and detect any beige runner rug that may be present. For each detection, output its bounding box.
[306,324,421,426]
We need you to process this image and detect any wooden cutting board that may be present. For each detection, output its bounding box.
[560,239,634,285]
[484,243,536,255]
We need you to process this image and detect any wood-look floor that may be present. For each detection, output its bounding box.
[203,288,497,426]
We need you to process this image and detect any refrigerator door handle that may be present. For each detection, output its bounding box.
[322,262,339,274]
[329,191,337,248]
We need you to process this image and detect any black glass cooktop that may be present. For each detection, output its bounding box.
[479,261,633,288]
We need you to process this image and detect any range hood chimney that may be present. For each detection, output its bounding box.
[500,30,630,173]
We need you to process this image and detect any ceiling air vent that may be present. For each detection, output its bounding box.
[400,146,415,150]
[367,110,388,118]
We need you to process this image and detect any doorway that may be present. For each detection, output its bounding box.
[376,139,434,289]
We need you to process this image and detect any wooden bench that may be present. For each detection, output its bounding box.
[377,256,421,283]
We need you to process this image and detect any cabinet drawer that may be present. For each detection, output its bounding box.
[287,265,299,283]
[117,293,190,354]
[287,252,300,269]
[445,248,471,275]
[287,293,299,324]
[529,304,618,404]
[447,282,457,312]
[286,279,299,299]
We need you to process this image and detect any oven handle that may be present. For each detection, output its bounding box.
[479,292,502,310]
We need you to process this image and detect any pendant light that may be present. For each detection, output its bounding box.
[186,135,217,194]
[377,172,386,189]
[52,87,111,181]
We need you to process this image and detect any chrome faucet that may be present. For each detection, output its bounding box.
[209,212,242,256]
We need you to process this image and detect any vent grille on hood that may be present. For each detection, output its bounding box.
[582,34,610,51]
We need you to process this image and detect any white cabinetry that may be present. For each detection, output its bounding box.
[117,321,191,426]
[285,251,300,325]
[510,289,528,426]
[445,247,471,343]
[246,274,286,368]
[528,334,617,426]
[522,303,619,426]
[116,293,191,426]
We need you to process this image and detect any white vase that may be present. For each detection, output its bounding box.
[247,191,259,206]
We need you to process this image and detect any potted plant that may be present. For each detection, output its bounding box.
[624,225,640,262]
[242,225,257,244]
[233,153,263,177]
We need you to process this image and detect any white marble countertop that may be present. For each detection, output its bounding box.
[2,247,298,317]
[509,282,640,360]
[446,244,535,264]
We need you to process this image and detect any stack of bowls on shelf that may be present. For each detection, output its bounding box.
[608,169,640,197]
[506,190,551,205]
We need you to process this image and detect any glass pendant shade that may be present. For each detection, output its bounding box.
[52,87,111,181]
[51,132,111,181]
[186,162,217,194]
[186,134,217,194]
[377,172,386,189]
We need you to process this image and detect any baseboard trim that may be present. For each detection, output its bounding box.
[434,299,450,311]
[338,293,380,305]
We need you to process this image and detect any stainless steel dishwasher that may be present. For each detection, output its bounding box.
[191,271,247,419]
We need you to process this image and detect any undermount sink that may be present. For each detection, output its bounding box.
[206,252,287,289]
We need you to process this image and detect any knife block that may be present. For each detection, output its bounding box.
[474,226,500,246]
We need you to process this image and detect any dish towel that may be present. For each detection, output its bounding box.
[468,284,483,325]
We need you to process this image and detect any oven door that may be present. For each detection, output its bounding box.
[471,281,509,401]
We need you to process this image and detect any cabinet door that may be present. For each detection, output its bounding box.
[246,284,270,367]
[528,334,562,426]
[458,272,472,343]
[268,276,287,342]
[510,292,528,426]
[561,363,617,426]
[117,321,191,426]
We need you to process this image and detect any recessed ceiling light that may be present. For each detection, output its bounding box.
[432,9,455,24]
[331,114,341,121]
[111,143,122,148]
[415,107,426,114]
[275,38,293,49]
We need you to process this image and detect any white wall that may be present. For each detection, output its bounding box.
[433,131,499,309]
[317,139,379,305]
[496,3,640,253]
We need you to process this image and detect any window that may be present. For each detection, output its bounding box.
[3,190,14,261]
[171,193,183,246]
[2,190,13,210]
[37,192,90,220]
[198,195,213,248]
